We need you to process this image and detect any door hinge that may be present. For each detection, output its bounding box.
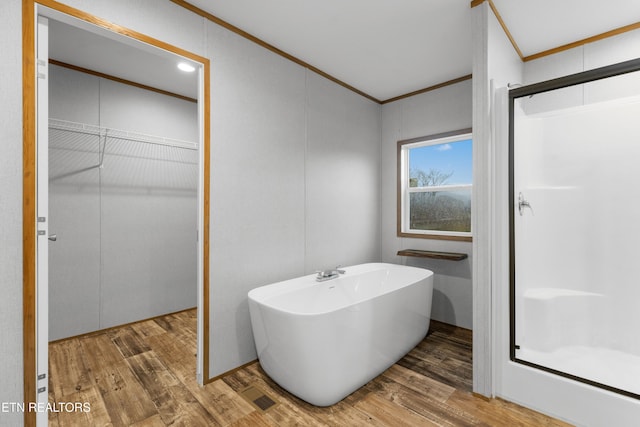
[38,373,46,380]
[37,387,47,394]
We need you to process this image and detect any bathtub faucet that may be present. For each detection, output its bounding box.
[316,266,346,282]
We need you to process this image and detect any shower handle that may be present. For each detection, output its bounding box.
[48,234,57,242]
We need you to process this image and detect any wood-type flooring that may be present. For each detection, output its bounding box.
[48,309,571,426]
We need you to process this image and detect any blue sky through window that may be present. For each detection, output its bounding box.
[408,139,472,185]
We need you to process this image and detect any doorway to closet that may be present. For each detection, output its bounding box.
[24,3,210,425]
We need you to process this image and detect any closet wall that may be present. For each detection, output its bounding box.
[49,63,198,341]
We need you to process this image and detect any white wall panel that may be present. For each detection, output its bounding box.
[305,71,381,272]
[207,23,308,376]
[48,64,102,340]
[57,0,206,58]
[49,65,100,124]
[381,80,473,329]
[0,0,26,421]
[99,79,198,141]
[584,30,640,104]
[380,101,403,263]
[523,47,584,85]
[100,192,197,327]
[584,29,640,70]
[48,135,102,340]
[401,80,473,139]
[523,29,640,113]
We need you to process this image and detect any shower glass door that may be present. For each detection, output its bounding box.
[510,59,640,399]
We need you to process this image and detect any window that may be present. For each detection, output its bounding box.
[397,129,472,241]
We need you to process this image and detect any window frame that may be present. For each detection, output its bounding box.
[397,128,473,241]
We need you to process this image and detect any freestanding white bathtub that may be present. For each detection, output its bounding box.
[248,262,433,406]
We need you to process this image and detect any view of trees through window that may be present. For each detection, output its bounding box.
[408,190,471,232]
[406,137,472,234]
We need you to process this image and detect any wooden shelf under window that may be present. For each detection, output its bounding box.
[397,249,468,261]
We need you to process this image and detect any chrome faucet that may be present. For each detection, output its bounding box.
[316,266,346,282]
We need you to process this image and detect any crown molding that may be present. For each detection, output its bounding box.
[471,0,640,63]
[381,74,472,104]
[523,21,640,62]
[49,59,198,103]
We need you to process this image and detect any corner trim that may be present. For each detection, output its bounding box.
[523,21,640,62]
[381,74,472,104]
[486,0,524,60]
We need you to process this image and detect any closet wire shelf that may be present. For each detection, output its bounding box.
[48,118,198,151]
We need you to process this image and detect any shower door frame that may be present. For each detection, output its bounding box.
[508,56,640,400]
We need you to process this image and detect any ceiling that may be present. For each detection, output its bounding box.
[49,0,640,103]
[187,0,472,102]
[186,0,639,101]
[49,19,199,99]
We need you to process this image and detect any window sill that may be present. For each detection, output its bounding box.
[397,231,472,242]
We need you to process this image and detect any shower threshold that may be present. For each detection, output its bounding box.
[517,346,640,398]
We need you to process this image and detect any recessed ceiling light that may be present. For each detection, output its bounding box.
[177,62,196,72]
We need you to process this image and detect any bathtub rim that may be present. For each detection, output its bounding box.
[247,262,433,317]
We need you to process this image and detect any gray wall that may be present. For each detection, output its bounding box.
[381,79,473,329]
[48,64,198,340]
[0,0,25,424]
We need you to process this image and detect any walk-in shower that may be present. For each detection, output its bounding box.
[509,58,640,399]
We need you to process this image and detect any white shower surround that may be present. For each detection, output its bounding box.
[513,93,640,398]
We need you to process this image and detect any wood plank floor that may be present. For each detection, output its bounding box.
[48,309,571,426]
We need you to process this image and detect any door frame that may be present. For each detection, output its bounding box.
[22,1,211,425]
